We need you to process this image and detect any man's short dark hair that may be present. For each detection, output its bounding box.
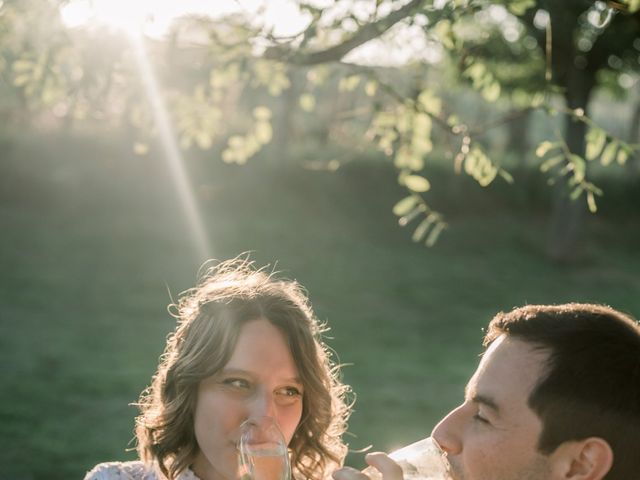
[484,303,640,480]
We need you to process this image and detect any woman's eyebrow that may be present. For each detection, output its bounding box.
[220,368,302,385]
[218,368,251,376]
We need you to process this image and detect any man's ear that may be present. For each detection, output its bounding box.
[549,438,613,480]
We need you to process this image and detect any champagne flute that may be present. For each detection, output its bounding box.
[238,416,291,480]
[362,437,449,480]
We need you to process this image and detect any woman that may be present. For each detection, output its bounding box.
[85,258,352,480]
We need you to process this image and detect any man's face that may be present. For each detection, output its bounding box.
[431,335,555,480]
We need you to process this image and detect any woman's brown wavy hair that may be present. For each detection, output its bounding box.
[135,258,352,480]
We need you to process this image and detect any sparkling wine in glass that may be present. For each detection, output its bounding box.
[362,437,449,480]
[238,416,291,480]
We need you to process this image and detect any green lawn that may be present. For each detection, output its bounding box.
[1,132,639,479]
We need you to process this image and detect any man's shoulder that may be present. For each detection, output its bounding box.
[83,461,158,480]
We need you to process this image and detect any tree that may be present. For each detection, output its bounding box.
[2,0,639,257]
[518,1,640,259]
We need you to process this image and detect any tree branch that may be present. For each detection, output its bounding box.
[263,0,426,65]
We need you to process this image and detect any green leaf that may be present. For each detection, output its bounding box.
[569,153,585,181]
[463,147,498,187]
[478,166,498,187]
[339,75,361,92]
[228,135,244,148]
[586,192,597,213]
[464,149,478,175]
[540,155,563,172]
[365,81,378,97]
[392,195,419,216]
[12,59,34,72]
[404,175,431,193]
[616,148,629,165]
[412,217,433,243]
[253,107,272,121]
[435,20,455,50]
[600,141,618,166]
[222,149,236,163]
[266,71,291,96]
[394,146,415,169]
[530,93,545,108]
[482,81,501,102]
[398,206,424,226]
[417,90,442,116]
[585,128,606,161]
[464,62,487,85]
[411,136,432,159]
[372,111,397,128]
[507,0,536,16]
[498,169,514,184]
[196,131,212,149]
[210,63,240,89]
[588,183,604,196]
[306,66,330,86]
[425,221,446,247]
[536,141,556,157]
[13,74,31,87]
[570,186,584,201]
[412,113,432,157]
[299,93,316,112]
[413,113,432,135]
[254,121,272,144]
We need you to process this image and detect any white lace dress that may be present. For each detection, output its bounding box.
[84,461,201,480]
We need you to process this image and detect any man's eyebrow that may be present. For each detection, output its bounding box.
[464,383,500,412]
[471,394,500,413]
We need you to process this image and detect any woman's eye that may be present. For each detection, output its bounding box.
[275,386,303,403]
[222,378,251,390]
[281,386,302,397]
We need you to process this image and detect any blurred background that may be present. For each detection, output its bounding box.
[1,1,639,479]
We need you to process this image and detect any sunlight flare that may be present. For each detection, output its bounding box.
[129,31,211,261]
[60,0,310,38]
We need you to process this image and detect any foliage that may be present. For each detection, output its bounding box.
[1,0,639,247]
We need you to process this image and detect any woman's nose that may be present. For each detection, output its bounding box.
[249,390,277,421]
[431,405,464,456]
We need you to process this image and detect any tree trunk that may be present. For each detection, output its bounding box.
[268,69,301,164]
[627,86,640,176]
[547,115,587,262]
[546,72,595,263]
[506,108,531,155]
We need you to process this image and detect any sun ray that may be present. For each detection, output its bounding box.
[128,31,212,262]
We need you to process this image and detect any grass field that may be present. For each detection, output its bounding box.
[1,132,639,479]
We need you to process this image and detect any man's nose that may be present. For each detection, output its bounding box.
[431,405,464,456]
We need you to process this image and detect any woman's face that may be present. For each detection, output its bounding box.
[192,318,305,480]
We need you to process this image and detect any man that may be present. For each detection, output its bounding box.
[334,303,640,480]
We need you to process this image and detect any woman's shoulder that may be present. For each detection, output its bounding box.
[84,461,200,480]
[83,461,158,480]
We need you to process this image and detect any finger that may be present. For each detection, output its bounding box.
[333,466,371,480]
[365,453,404,480]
